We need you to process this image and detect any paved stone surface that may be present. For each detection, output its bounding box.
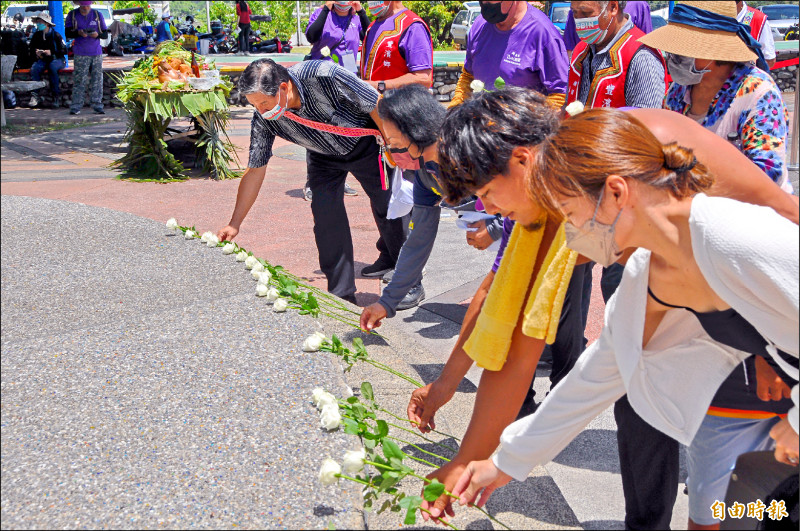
[4,95,797,528]
[1,196,363,530]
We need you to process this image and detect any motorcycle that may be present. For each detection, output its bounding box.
[250,32,293,54]
[785,23,799,41]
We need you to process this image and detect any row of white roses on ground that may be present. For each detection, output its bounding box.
[165,218,368,320]
[312,383,510,529]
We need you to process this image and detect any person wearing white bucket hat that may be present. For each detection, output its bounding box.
[640,1,791,193]
[28,12,67,108]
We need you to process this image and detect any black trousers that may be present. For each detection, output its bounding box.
[238,23,250,53]
[306,137,406,298]
[581,261,680,530]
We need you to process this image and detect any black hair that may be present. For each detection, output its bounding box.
[436,86,560,203]
[238,58,291,97]
[378,84,445,150]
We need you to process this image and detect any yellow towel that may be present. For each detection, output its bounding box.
[464,221,578,371]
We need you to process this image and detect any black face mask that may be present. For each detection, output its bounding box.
[480,1,509,25]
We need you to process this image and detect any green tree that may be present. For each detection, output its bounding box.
[112,0,156,25]
[405,1,462,49]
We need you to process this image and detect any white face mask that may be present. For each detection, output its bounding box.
[666,53,712,86]
[564,187,624,267]
[260,86,287,121]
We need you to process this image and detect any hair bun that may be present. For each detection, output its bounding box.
[662,142,697,174]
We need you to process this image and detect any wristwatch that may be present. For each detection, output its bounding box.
[377,81,386,94]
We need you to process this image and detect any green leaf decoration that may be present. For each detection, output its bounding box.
[360,381,374,402]
[423,479,446,502]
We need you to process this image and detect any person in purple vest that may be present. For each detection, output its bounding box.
[306,2,370,75]
[562,0,652,54]
[65,0,108,115]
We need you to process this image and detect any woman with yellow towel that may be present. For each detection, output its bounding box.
[446,108,798,529]
[413,87,799,526]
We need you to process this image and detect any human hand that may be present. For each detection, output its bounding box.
[769,417,799,466]
[420,461,466,523]
[360,302,387,331]
[78,29,87,37]
[755,356,791,402]
[217,224,239,242]
[43,49,51,56]
[90,31,99,38]
[325,1,335,9]
[452,459,513,508]
[36,49,43,57]
[466,221,494,251]
[407,381,455,434]
[352,1,363,11]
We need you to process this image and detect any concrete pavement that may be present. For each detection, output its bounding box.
[4,95,798,528]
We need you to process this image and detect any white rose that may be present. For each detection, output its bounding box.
[166,218,178,230]
[273,298,288,312]
[256,283,270,297]
[266,287,280,302]
[564,101,585,117]
[311,387,327,406]
[236,251,249,262]
[206,235,220,248]
[252,261,265,273]
[257,271,272,285]
[184,230,196,240]
[320,46,331,57]
[318,458,341,486]
[470,79,485,93]
[251,268,262,280]
[316,391,338,409]
[320,404,342,430]
[222,243,236,255]
[200,231,213,243]
[342,448,366,474]
[244,255,259,270]
[302,333,324,352]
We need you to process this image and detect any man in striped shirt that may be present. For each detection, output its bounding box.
[216,59,406,305]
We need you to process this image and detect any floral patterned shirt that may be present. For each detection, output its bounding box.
[663,63,789,187]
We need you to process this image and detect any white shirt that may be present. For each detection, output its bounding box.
[493,194,799,482]
[738,2,776,61]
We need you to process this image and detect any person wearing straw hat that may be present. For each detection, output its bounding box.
[27,12,67,108]
[640,1,791,194]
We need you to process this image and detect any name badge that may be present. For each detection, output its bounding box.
[341,51,357,73]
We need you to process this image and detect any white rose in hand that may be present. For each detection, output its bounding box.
[258,271,272,285]
[236,251,248,262]
[342,448,366,474]
[184,230,196,239]
[320,404,342,430]
[166,218,178,230]
[318,458,341,486]
[256,283,270,297]
[320,46,331,57]
[222,243,236,255]
[244,255,259,269]
[564,101,585,117]
[273,298,288,312]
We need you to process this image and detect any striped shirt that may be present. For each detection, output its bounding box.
[247,60,380,169]
[576,17,665,109]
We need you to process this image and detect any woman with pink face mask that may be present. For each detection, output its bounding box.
[305,1,369,75]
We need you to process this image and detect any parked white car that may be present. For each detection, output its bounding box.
[759,4,799,41]
[449,1,480,48]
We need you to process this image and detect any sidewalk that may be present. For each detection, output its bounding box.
[0,105,704,529]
